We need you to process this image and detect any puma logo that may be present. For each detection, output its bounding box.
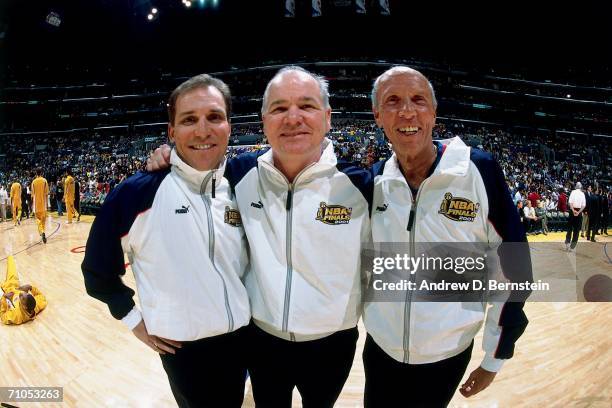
[376,204,388,212]
[175,205,190,214]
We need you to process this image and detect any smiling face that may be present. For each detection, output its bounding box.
[373,69,437,161]
[262,70,331,167]
[168,86,230,171]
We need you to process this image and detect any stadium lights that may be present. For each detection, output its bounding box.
[147,7,159,21]
[566,94,571,98]
[196,0,218,7]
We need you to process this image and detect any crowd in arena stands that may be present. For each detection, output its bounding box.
[1,120,610,227]
[0,130,149,215]
[327,119,391,167]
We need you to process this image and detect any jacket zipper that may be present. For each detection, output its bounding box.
[261,161,315,341]
[402,181,428,363]
[200,171,234,332]
[282,184,294,337]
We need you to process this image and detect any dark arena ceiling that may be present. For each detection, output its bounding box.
[1,0,609,82]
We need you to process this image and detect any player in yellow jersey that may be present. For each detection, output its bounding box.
[10,180,22,226]
[31,168,50,243]
[64,169,79,224]
[1,255,47,325]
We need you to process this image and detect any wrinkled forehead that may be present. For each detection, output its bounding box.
[378,71,432,99]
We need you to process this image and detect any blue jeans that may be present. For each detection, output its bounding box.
[56,200,63,216]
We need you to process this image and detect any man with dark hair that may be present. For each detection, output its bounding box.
[21,180,30,220]
[587,188,601,242]
[517,200,526,232]
[167,73,232,122]
[83,73,250,407]
[1,256,47,325]
[55,177,64,216]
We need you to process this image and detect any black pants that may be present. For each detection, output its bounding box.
[525,218,541,233]
[565,212,582,248]
[247,323,358,408]
[588,215,600,240]
[159,325,248,408]
[363,334,473,408]
[21,200,30,219]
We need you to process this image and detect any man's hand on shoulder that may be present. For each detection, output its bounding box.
[146,144,172,171]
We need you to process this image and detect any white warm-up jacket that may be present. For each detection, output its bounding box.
[82,150,250,341]
[364,137,531,372]
[226,139,372,341]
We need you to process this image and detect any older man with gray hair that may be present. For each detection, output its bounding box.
[226,66,372,407]
[364,65,531,407]
[148,66,372,407]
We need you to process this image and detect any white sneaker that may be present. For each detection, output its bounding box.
[565,243,570,251]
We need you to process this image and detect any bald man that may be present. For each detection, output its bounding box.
[364,66,531,406]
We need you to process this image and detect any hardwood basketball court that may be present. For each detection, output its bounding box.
[1,214,610,407]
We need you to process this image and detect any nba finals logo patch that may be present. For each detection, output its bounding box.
[438,193,480,222]
[224,206,242,227]
[315,202,352,225]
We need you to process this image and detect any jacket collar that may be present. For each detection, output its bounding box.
[257,138,337,185]
[435,136,471,177]
[381,136,471,183]
[170,148,226,191]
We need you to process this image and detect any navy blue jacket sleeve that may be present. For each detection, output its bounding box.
[336,160,375,215]
[472,149,531,360]
[225,149,267,193]
[81,170,169,320]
